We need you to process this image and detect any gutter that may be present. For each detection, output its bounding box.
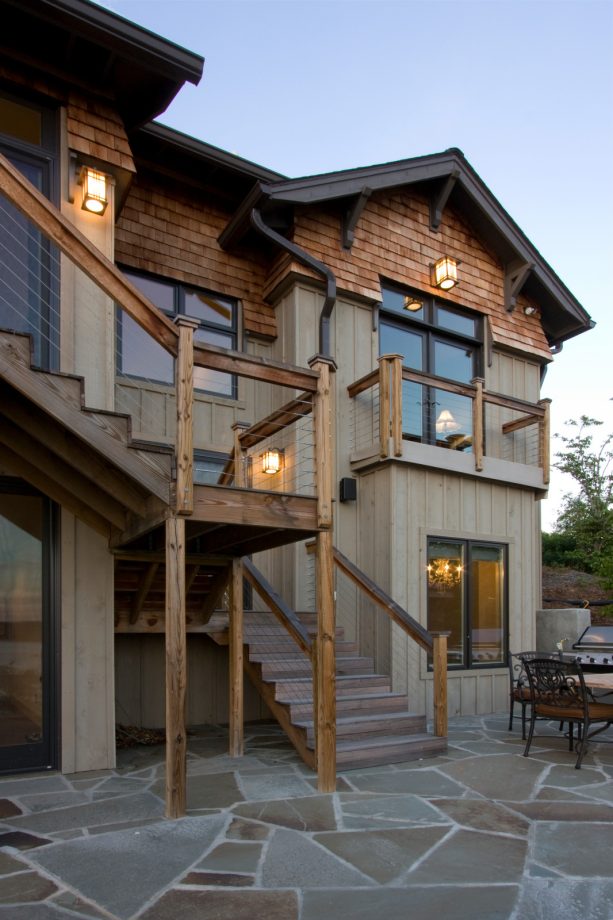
[250,208,337,357]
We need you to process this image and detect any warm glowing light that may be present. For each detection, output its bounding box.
[403,294,423,312]
[261,448,282,475]
[435,409,461,434]
[427,558,463,587]
[432,256,458,291]
[81,168,108,214]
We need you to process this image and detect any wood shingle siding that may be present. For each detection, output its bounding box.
[67,93,135,173]
[115,177,277,339]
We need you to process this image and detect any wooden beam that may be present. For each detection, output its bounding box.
[193,341,318,392]
[110,498,170,549]
[232,422,251,488]
[472,376,484,472]
[504,260,533,313]
[402,366,476,400]
[238,394,313,450]
[378,356,391,459]
[347,369,379,399]
[309,356,335,529]
[0,152,179,354]
[228,558,244,757]
[202,566,230,624]
[342,187,371,249]
[113,550,231,566]
[130,563,159,625]
[430,170,459,231]
[174,319,197,515]
[431,632,449,738]
[484,390,546,416]
[389,355,403,457]
[315,528,336,792]
[191,484,318,531]
[165,516,187,819]
[501,414,540,435]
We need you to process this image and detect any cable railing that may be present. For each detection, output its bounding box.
[348,352,550,482]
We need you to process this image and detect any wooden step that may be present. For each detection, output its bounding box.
[260,656,374,681]
[273,673,391,701]
[334,733,447,768]
[288,691,409,720]
[298,711,427,745]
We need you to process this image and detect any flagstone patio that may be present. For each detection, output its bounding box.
[1,715,613,919]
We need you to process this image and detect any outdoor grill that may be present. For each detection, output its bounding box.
[565,626,613,670]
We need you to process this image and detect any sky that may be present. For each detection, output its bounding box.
[102,0,613,529]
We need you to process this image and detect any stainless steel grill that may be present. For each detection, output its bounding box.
[566,626,613,670]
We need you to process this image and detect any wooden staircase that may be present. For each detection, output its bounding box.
[225,608,447,770]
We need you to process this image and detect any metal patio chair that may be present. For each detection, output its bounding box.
[508,651,557,740]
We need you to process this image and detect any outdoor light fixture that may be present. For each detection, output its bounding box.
[403,294,423,312]
[523,305,537,316]
[81,167,108,215]
[432,256,459,291]
[435,408,461,435]
[261,448,282,475]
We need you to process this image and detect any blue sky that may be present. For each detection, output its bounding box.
[103,0,613,528]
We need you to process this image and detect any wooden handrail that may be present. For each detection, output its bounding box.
[239,392,313,450]
[332,547,433,652]
[243,558,312,658]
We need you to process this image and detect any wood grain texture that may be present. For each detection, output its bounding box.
[431,633,449,738]
[174,320,196,514]
[165,516,187,818]
[315,529,336,792]
[228,558,244,757]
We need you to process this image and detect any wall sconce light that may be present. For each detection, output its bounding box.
[523,305,537,316]
[403,294,423,312]
[431,256,459,291]
[81,167,108,215]
[435,408,460,435]
[261,448,283,475]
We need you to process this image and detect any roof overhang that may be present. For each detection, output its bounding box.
[220,148,593,348]
[0,0,204,127]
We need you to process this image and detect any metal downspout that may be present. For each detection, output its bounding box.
[250,207,337,357]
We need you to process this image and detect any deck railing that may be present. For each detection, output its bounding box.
[348,353,550,483]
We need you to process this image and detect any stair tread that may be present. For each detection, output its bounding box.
[295,710,420,729]
[335,732,444,752]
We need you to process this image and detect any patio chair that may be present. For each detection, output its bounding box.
[522,657,613,769]
[508,651,556,740]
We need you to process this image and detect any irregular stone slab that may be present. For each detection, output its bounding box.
[408,828,527,883]
[91,776,149,798]
[0,800,21,819]
[9,792,163,834]
[0,851,27,875]
[0,777,67,797]
[151,772,242,810]
[510,800,613,822]
[301,885,519,919]
[186,755,265,776]
[236,772,314,801]
[0,870,58,904]
[439,753,547,801]
[339,793,447,829]
[532,821,613,876]
[431,798,529,836]
[29,814,226,919]
[451,741,513,755]
[261,827,373,888]
[51,890,111,918]
[181,871,253,886]
[0,830,51,850]
[19,791,91,813]
[139,889,299,919]
[515,878,613,919]
[543,764,604,788]
[0,907,68,919]
[196,841,262,873]
[232,795,337,831]
[226,817,271,840]
[314,826,449,883]
[345,769,466,797]
[536,787,594,802]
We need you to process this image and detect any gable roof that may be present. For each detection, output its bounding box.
[219,148,593,348]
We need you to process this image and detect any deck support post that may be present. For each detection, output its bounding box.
[472,376,484,472]
[431,632,449,738]
[174,317,198,515]
[232,421,251,489]
[309,355,337,792]
[228,557,244,757]
[165,514,187,818]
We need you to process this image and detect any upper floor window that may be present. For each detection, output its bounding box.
[379,283,482,451]
[117,269,238,399]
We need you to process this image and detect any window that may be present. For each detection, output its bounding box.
[117,269,238,398]
[427,538,507,669]
[379,283,481,451]
[193,450,229,485]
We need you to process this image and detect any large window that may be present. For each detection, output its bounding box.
[117,269,238,398]
[427,538,507,669]
[379,284,481,451]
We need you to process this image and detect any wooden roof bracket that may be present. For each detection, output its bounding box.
[504,260,534,312]
[429,170,460,231]
[342,187,372,249]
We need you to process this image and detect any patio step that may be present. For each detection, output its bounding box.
[273,673,392,701]
[288,691,409,719]
[336,733,447,768]
[297,711,427,745]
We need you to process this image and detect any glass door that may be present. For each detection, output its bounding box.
[0,481,56,773]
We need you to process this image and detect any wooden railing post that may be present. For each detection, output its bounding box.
[165,514,187,818]
[174,317,199,515]
[538,398,551,484]
[472,376,484,472]
[431,631,449,738]
[232,421,251,488]
[389,354,403,457]
[228,557,244,757]
[378,354,403,458]
[377,355,390,458]
[309,355,336,792]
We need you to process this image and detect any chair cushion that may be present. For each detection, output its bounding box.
[512,688,532,702]
[535,702,613,720]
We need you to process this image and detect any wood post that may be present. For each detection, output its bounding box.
[165,515,187,818]
[472,376,484,472]
[174,317,199,515]
[431,632,449,738]
[228,557,244,757]
[390,354,403,457]
[378,354,403,458]
[539,398,551,484]
[308,355,337,792]
[377,355,390,459]
[232,421,251,488]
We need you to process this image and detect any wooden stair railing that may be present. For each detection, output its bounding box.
[243,558,312,658]
[332,546,449,738]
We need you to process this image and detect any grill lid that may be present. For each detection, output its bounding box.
[573,626,613,650]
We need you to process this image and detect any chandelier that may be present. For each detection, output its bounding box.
[427,558,463,587]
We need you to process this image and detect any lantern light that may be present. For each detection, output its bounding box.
[81,168,108,215]
[261,448,282,475]
[432,256,459,291]
[403,294,423,312]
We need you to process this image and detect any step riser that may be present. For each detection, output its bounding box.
[289,697,409,719]
[334,737,447,768]
[303,717,427,744]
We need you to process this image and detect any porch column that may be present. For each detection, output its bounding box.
[228,557,244,757]
[431,631,449,738]
[174,316,198,515]
[165,515,187,818]
[309,355,337,793]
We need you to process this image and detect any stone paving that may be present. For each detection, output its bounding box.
[1,715,613,919]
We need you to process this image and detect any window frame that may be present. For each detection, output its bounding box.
[426,536,508,672]
[116,267,239,400]
[379,282,482,447]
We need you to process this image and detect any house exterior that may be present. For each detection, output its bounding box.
[0,0,592,810]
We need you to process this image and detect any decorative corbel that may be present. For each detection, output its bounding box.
[342,187,371,250]
[504,260,533,312]
[429,170,459,232]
